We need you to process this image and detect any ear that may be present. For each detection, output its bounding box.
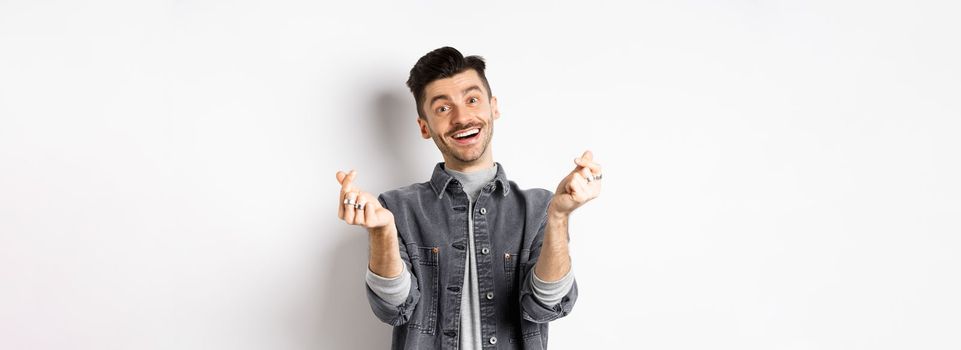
[417,117,431,139]
[491,96,500,121]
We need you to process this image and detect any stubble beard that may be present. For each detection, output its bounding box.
[430,118,494,165]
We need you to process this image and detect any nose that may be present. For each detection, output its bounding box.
[449,104,472,125]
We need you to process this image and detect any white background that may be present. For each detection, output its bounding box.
[2,1,959,349]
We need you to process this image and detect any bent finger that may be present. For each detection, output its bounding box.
[343,191,359,224]
[575,159,602,175]
[364,199,377,228]
[336,171,349,219]
[353,194,367,227]
[359,192,379,227]
[341,170,357,193]
[571,173,590,201]
[567,172,584,196]
[580,166,594,183]
[574,157,602,176]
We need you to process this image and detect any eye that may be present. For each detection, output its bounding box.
[468,97,478,104]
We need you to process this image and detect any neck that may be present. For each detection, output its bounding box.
[443,154,495,173]
[445,160,495,173]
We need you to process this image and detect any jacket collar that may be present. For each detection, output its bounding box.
[429,162,510,199]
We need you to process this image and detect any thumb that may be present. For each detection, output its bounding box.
[574,150,593,167]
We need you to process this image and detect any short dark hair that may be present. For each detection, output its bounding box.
[406,46,493,119]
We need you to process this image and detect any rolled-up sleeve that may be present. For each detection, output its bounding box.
[530,269,575,307]
[518,217,578,323]
[364,195,421,326]
[366,264,412,307]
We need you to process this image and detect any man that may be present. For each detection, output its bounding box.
[335,47,602,349]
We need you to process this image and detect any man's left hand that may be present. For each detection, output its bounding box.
[549,150,602,216]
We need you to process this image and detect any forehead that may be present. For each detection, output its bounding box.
[423,69,488,101]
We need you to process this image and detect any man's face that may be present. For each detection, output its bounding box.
[417,69,500,167]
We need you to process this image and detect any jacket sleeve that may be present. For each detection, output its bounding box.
[364,194,421,326]
[518,212,578,323]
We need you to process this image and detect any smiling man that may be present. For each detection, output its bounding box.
[335,47,602,349]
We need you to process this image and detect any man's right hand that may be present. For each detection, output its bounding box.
[336,170,395,234]
[337,169,403,278]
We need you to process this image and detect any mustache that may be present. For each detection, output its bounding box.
[448,123,484,137]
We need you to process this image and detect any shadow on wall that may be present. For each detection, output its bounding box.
[299,88,424,349]
[319,234,391,349]
[374,90,430,188]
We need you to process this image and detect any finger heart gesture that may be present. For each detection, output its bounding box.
[336,170,394,231]
[550,150,603,215]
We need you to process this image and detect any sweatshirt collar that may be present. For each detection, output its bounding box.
[429,162,510,199]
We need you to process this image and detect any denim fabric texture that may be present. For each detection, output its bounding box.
[365,162,578,349]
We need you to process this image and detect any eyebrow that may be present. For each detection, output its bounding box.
[428,85,484,107]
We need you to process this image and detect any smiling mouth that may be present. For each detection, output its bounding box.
[451,127,481,144]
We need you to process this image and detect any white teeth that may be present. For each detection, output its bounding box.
[454,128,479,138]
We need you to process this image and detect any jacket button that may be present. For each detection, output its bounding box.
[479,207,487,215]
[481,247,489,255]
[489,336,497,344]
[486,292,494,300]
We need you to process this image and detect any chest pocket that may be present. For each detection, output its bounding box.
[503,249,530,344]
[409,245,439,335]
[503,251,520,296]
[503,248,530,296]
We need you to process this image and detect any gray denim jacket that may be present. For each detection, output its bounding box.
[366,162,578,349]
